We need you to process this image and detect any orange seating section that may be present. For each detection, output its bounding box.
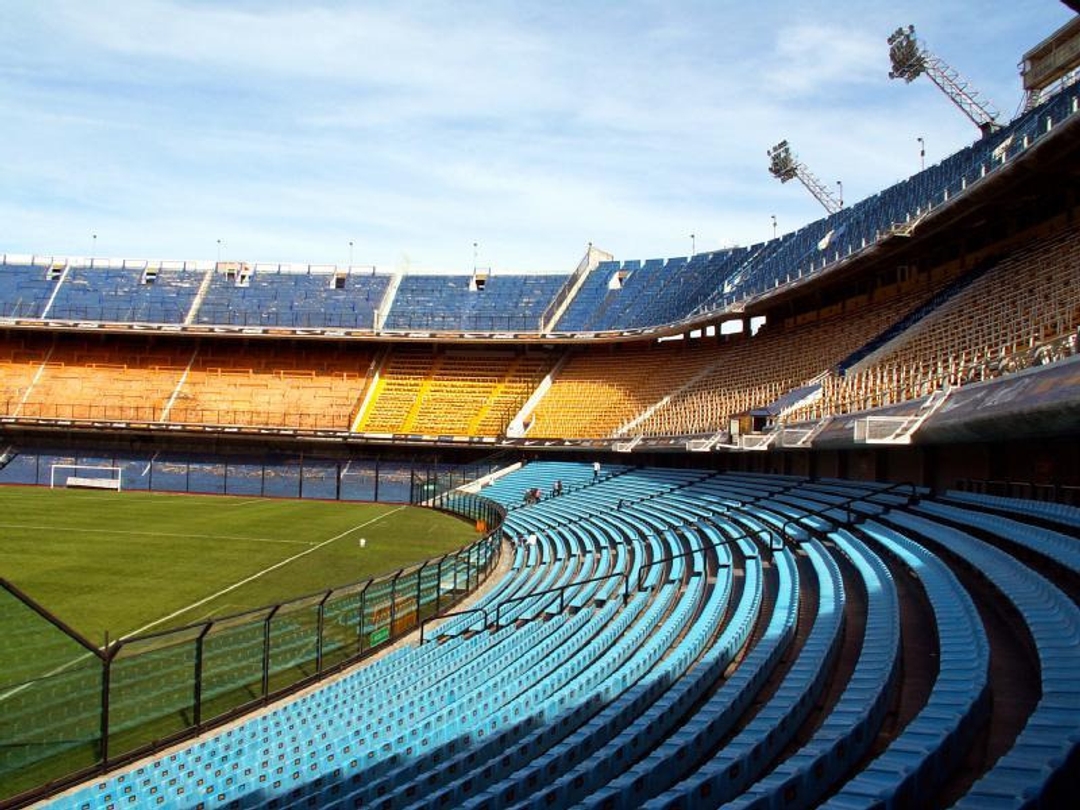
[634,287,929,436]
[526,344,713,438]
[169,344,373,430]
[528,282,933,438]
[2,338,183,421]
[802,223,1080,418]
[0,335,375,430]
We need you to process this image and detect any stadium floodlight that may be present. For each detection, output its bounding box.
[767,140,843,215]
[888,25,1000,134]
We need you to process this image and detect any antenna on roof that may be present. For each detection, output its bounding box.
[767,140,843,215]
[888,25,1001,135]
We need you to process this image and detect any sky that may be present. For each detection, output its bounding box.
[0,1,1075,274]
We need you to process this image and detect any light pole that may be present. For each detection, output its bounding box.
[472,241,478,274]
[770,215,777,239]
[836,181,844,208]
[690,233,696,256]
[217,239,223,264]
[917,136,925,171]
[92,233,97,263]
[349,240,354,267]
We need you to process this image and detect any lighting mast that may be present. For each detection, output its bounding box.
[766,140,843,215]
[888,25,1000,135]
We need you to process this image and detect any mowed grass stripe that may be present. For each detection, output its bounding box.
[123,505,406,639]
[0,487,479,641]
[0,523,315,546]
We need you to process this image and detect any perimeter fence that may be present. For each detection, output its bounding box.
[0,492,504,807]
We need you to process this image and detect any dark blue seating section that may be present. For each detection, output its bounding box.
[555,250,752,332]
[195,269,390,329]
[0,264,55,318]
[383,274,569,332]
[34,464,1080,810]
[4,89,1074,336]
[48,267,203,323]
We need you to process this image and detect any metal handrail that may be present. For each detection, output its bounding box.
[773,480,920,550]
[493,570,630,628]
[419,607,489,644]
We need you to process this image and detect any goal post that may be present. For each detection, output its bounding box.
[49,464,123,491]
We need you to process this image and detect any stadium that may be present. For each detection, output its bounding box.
[2,3,1080,809]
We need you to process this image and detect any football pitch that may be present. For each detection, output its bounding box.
[0,485,481,642]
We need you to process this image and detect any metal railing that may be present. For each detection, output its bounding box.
[773,480,920,550]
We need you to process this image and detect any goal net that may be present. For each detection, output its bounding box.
[49,464,123,491]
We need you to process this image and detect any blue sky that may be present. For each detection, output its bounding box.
[0,1,1074,273]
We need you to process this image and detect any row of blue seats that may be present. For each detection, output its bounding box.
[883,510,1080,809]
[52,464,693,809]
[40,463,1080,810]
[288,470,717,809]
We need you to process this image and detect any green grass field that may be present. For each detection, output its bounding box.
[0,486,480,642]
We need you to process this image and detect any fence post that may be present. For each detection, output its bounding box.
[435,557,444,615]
[389,569,401,632]
[193,622,212,729]
[416,562,426,626]
[357,581,370,654]
[100,635,113,768]
[316,590,332,674]
[261,605,280,700]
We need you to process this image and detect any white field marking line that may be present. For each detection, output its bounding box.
[121,505,406,639]
[0,505,405,704]
[0,522,315,546]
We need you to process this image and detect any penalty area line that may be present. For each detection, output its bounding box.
[122,505,407,639]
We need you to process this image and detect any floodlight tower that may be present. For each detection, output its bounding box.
[888,25,1001,135]
[767,140,843,215]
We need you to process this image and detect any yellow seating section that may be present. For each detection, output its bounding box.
[356,350,553,436]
